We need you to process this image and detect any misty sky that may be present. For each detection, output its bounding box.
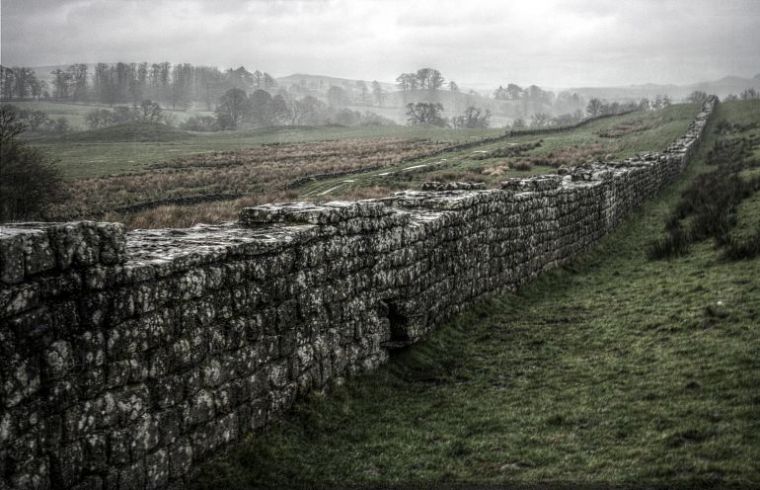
[2,0,759,89]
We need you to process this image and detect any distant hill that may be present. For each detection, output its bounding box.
[276,73,396,94]
[570,76,760,102]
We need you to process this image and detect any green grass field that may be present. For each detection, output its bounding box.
[192,100,760,487]
[35,125,505,180]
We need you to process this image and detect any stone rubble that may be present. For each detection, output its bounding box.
[0,97,716,489]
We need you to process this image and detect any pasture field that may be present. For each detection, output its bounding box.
[36,103,701,229]
[10,99,214,131]
[192,100,760,487]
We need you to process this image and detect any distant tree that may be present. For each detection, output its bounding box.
[428,69,445,90]
[0,105,64,221]
[510,118,526,130]
[250,89,274,126]
[0,66,14,99]
[332,108,360,126]
[493,85,508,100]
[552,113,581,126]
[586,98,604,117]
[741,88,759,100]
[46,117,71,134]
[396,73,410,91]
[25,110,50,131]
[327,86,350,108]
[495,83,525,101]
[262,73,277,90]
[271,94,291,124]
[113,62,131,102]
[406,102,447,126]
[215,88,251,129]
[724,94,739,101]
[86,109,114,129]
[371,81,384,106]
[396,73,419,91]
[687,91,709,105]
[525,85,553,105]
[253,70,263,89]
[171,63,193,109]
[530,112,551,128]
[140,99,163,122]
[51,68,72,99]
[449,81,459,92]
[356,80,369,105]
[414,68,444,90]
[638,98,650,111]
[226,66,254,91]
[293,95,326,125]
[506,83,524,100]
[416,68,430,89]
[69,64,89,101]
[451,106,490,129]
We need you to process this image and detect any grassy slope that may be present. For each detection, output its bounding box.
[194,101,760,487]
[23,103,693,181]
[30,123,503,180]
[298,104,699,198]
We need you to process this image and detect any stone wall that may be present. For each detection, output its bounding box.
[0,97,717,489]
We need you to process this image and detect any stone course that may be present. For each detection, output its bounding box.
[0,97,716,489]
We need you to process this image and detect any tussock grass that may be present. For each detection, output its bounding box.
[649,100,760,259]
[192,100,760,488]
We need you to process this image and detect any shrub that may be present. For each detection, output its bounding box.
[648,225,692,259]
[509,161,533,171]
[0,106,64,221]
[723,231,760,260]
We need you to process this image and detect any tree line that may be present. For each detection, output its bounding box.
[0,63,278,110]
[209,87,393,130]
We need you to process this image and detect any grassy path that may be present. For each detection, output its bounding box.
[193,102,760,487]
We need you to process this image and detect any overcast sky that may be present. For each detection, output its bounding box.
[2,0,759,89]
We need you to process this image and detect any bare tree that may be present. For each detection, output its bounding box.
[452,106,490,129]
[406,102,447,126]
[215,88,252,129]
[586,98,604,117]
[371,81,384,106]
[0,106,63,221]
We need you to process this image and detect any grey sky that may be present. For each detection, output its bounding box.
[2,0,759,88]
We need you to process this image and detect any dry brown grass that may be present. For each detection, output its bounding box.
[51,138,447,223]
[538,143,610,166]
[108,185,401,229]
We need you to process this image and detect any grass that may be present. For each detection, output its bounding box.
[649,99,760,259]
[192,100,760,488]
[31,103,700,228]
[47,138,451,226]
[297,104,700,200]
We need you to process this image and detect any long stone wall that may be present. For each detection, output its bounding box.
[0,97,716,489]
